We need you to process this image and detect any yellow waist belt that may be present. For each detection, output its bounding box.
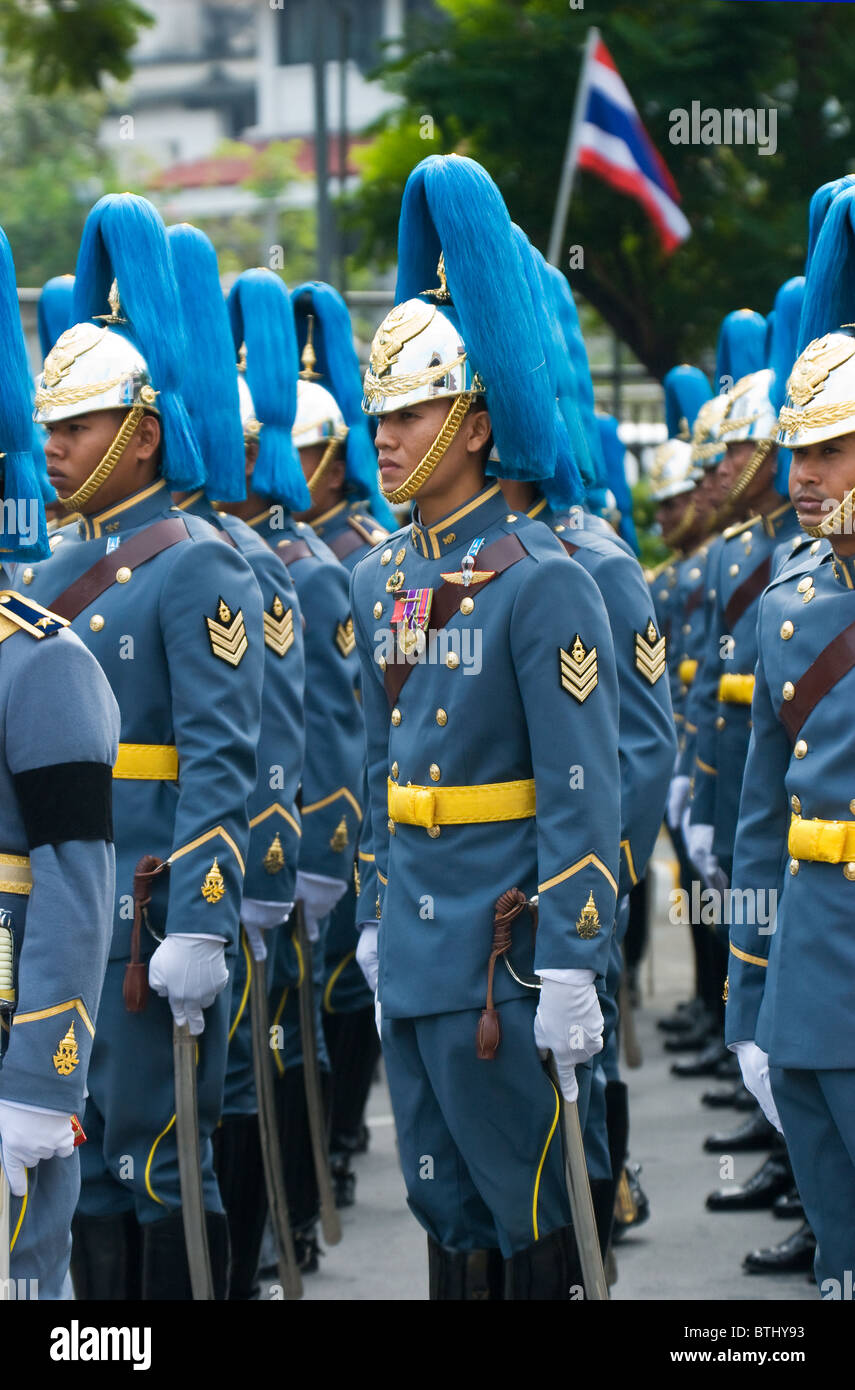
[113,743,179,781]
[387,777,536,830]
[788,814,855,863]
[718,673,755,705]
[678,658,697,686]
[0,852,31,896]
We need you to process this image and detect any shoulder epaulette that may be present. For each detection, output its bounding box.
[348,513,389,547]
[644,557,675,583]
[723,514,762,541]
[0,590,68,644]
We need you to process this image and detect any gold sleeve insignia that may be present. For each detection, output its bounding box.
[330,816,349,852]
[635,619,666,684]
[576,891,601,938]
[335,617,356,658]
[201,857,226,903]
[559,634,598,703]
[206,597,248,667]
[53,1021,79,1075]
[264,832,285,875]
[264,594,294,657]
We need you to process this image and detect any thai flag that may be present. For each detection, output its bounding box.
[576,36,690,252]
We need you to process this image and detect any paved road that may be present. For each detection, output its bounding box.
[293,853,815,1302]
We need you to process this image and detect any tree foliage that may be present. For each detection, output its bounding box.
[344,0,855,377]
[0,0,153,93]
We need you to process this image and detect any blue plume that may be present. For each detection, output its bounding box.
[395,155,555,482]
[73,193,204,490]
[0,228,47,560]
[166,224,246,502]
[597,414,639,554]
[798,186,855,350]
[227,269,310,512]
[543,262,605,491]
[806,176,855,276]
[663,365,711,439]
[766,276,805,496]
[290,280,395,528]
[37,275,75,361]
[715,310,766,391]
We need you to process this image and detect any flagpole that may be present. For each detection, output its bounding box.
[547,25,600,267]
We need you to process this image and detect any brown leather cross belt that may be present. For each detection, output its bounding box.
[277,539,314,567]
[724,555,772,630]
[49,517,189,622]
[778,616,855,743]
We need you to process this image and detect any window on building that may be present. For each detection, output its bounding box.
[275,0,384,72]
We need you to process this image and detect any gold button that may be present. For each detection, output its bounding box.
[715,715,725,731]
[682,623,691,635]
[89,614,105,632]
[803,587,815,604]
[391,708,402,726]
[791,795,801,813]
[780,620,794,639]
[22,567,33,585]
[850,799,855,816]
[689,567,701,580]
[797,576,811,593]
[729,563,739,577]
[380,549,392,566]
[810,540,821,554]
[429,763,440,782]
[794,739,808,758]
[782,681,795,701]
[427,825,441,838]
[116,566,132,584]
[658,589,668,602]
[391,761,398,780]
[460,597,474,615]
[395,547,407,564]
[789,858,799,875]
[373,601,383,619]
[446,652,459,669]
[377,655,387,672]
[436,708,447,726]
[555,523,566,533]
[506,514,517,523]
[387,818,396,835]
[845,863,855,881]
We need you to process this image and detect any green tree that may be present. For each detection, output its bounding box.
[345,0,855,378]
[0,0,153,93]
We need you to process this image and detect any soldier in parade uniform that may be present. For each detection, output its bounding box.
[0,227,120,1300]
[164,223,307,1299]
[220,268,363,1270]
[25,194,265,1300]
[351,154,621,1299]
[727,186,855,1290]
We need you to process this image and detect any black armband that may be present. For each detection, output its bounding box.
[13,761,114,849]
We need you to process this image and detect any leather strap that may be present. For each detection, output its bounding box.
[327,528,366,562]
[560,539,580,556]
[49,518,189,622]
[276,538,314,567]
[779,616,855,743]
[383,533,527,707]
[684,583,704,618]
[724,555,772,630]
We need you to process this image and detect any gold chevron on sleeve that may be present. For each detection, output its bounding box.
[335,616,356,658]
[263,595,294,656]
[559,634,598,703]
[634,618,666,684]
[206,596,248,667]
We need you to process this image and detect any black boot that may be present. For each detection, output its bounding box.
[671,1038,731,1077]
[325,1005,381,1208]
[140,1210,231,1300]
[212,1112,268,1299]
[743,1222,816,1274]
[706,1153,793,1212]
[703,1108,776,1153]
[70,1211,142,1301]
[427,1235,504,1300]
[503,1226,579,1300]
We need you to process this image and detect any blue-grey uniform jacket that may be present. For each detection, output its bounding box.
[350,482,621,1019]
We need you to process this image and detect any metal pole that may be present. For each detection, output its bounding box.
[313,0,332,281]
[612,331,622,419]
[547,25,599,267]
[338,2,351,290]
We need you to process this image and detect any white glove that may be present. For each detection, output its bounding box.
[667,775,690,830]
[0,1099,75,1196]
[356,922,379,994]
[374,991,382,1041]
[296,871,347,944]
[241,898,294,962]
[685,819,729,891]
[534,968,604,1102]
[149,933,229,1036]
[730,1040,783,1133]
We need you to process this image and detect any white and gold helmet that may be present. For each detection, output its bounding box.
[649,438,695,502]
[294,378,348,450]
[718,368,777,445]
[237,372,262,445]
[362,295,484,417]
[690,393,729,471]
[777,331,855,449]
[34,318,159,426]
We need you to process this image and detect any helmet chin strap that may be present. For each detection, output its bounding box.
[380,393,474,506]
[58,406,145,514]
[801,485,855,539]
[306,436,343,499]
[662,497,697,550]
[719,437,775,521]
